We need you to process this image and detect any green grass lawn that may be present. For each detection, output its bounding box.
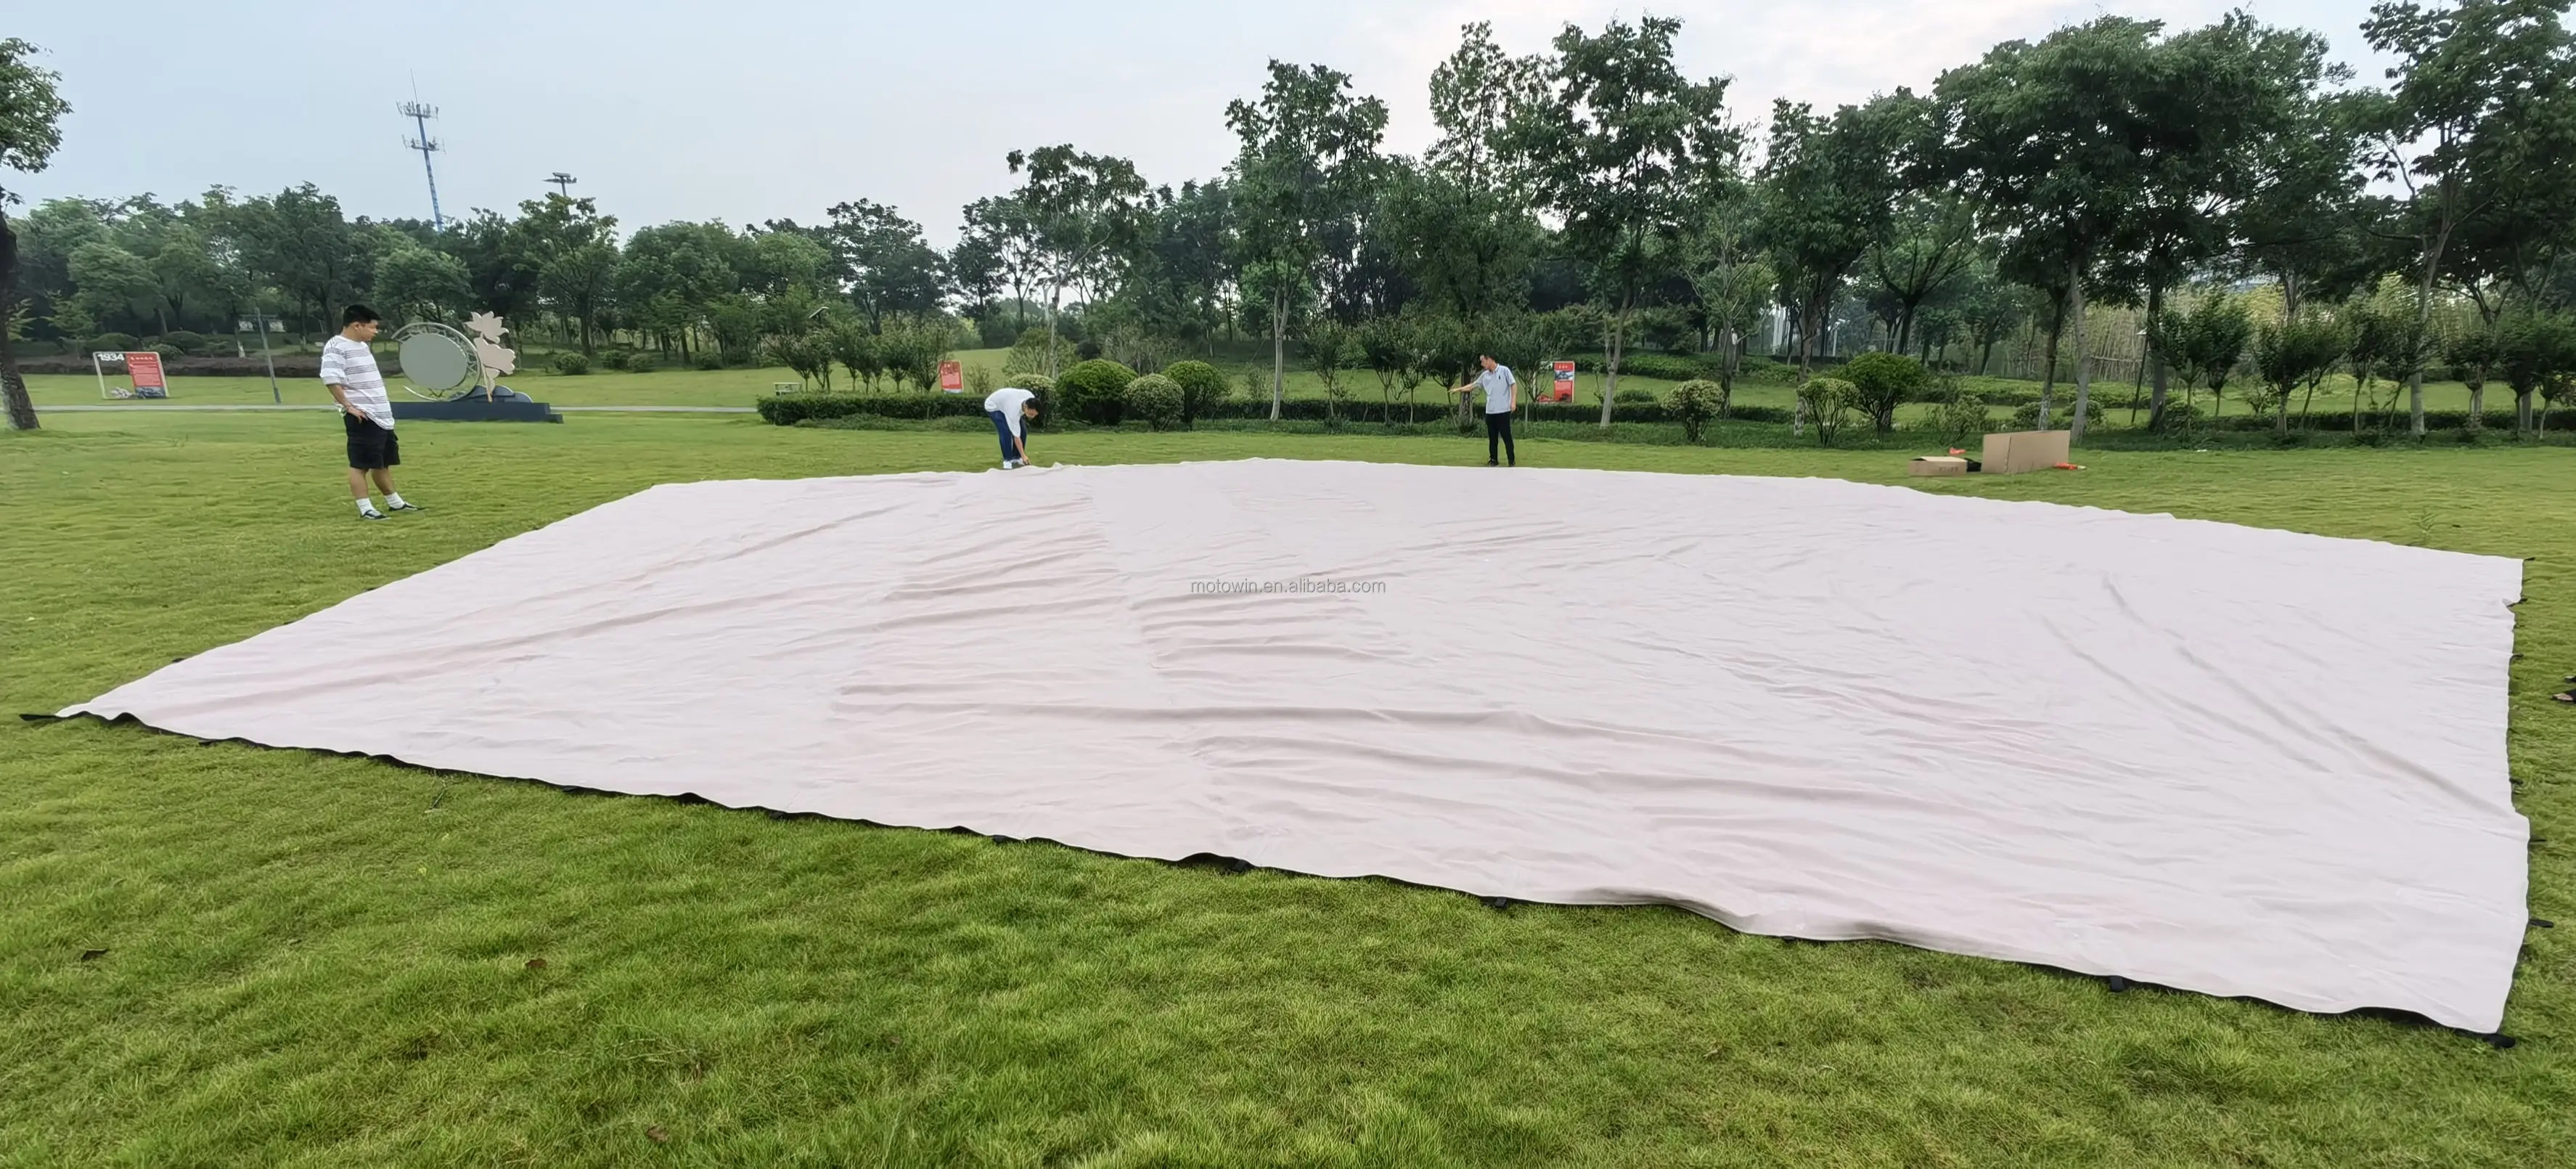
[3,413,2572,1166]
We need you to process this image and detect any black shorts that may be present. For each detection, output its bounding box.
[345,413,401,471]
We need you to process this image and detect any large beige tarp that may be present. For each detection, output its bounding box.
[68,460,2529,1030]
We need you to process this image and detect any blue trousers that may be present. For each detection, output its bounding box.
[989,411,1026,462]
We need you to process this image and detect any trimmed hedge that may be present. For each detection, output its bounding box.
[756,393,999,426]
[754,393,1799,428]
[1057,359,1137,425]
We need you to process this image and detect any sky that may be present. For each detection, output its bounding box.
[10,1,2392,245]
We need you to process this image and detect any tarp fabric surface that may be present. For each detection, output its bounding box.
[68,460,2530,1030]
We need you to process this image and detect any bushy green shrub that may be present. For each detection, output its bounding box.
[1668,379,1723,442]
[1161,359,1229,423]
[1124,373,1184,430]
[552,351,591,375]
[148,343,183,360]
[694,351,726,370]
[1841,351,1931,433]
[620,350,659,372]
[84,333,140,354]
[1929,392,1989,447]
[160,330,212,354]
[1055,359,1137,425]
[1798,377,1859,447]
[1608,385,1659,404]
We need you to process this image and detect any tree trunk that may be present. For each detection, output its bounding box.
[2518,388,2535,435]
[2068,256,2093,444]
[1044,280,1064,383]
[1269,285,1285,423]
[2143,285,2167,431]
[2037,327,2058,431]
[1978,338,1994,376]
[1600,297,1627,428]
[2407,369,2426,439]
[2469,381,2485,430]
[0,211,36,431]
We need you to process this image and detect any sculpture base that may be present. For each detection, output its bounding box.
[393,398,563,423]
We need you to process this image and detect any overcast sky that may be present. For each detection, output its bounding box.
[12,1,2389,245]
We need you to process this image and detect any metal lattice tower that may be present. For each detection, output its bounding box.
[400,101,446,232]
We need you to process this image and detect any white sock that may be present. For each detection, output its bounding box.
[356,497,380,515]
[385,492,407,508]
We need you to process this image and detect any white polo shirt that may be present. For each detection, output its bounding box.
[984,386,1036,437]
[1476,364,1517,414]
[321,335,394,429]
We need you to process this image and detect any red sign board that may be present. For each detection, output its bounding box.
[938,360,964,393]
[1550,361,1576,402]
[126,351,168,394]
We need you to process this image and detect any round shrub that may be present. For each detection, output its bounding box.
[1929,392,1990,447]
[1161,359,1229,422]
[1797,376,1861,446]
[1055,359,1137,425]
[148,343,183,360]
[1610,385,1659,404]
[620,350,660,372]
[695,351,727,370]
[552,351,591,375]
[1842,351,1930,432]
[84,332,140,354]
[1124,373,1184,430]
[1668,379,1724,442]
[160,330,213,354]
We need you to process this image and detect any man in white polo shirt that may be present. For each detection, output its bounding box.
[983,383,1041,468]
[320,304,420,521]
[1451,353,1518,466]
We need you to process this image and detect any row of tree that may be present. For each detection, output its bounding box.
[7,2,2576,436]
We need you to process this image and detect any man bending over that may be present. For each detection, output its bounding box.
[984,383,1040,469]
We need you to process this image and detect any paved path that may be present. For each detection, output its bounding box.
[37,404,755,415]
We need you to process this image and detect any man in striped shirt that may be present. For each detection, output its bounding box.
[320,304,420,521]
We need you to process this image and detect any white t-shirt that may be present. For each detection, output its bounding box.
[1476,364,1518,414]
[984,386,1036,437]
[321,335,393,429]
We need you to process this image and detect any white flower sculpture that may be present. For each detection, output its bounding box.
[467,311,518,399]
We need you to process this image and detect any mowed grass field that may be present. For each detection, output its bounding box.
[2,412,2571,1166]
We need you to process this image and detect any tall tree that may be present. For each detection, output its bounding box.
[820,200,946,333]
[232,184,365,334]
[2362,0,2576,436]
[1758,95,1913,393]
[0,37,69,431]
[1007,145,1150,381]
[2108,15,2340,431]
[1682,158,1771,415]
[954,196,1046,335]
[1941,17,2173,443]
[1513,16,1734,425]
[1867,191,1979,355]
[1227,62,1388,418]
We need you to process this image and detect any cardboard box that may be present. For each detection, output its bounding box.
[1981,429,2072,475]
[1908,456,1969,477]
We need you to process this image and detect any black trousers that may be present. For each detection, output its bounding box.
[1484,410,1516,465]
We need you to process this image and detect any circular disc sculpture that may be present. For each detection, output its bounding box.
[393,322,478,399]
